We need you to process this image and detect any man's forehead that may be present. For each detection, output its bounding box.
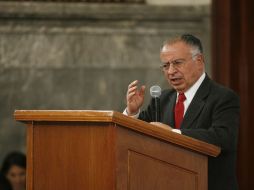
[161,45,177,53]
[161,42,190,54]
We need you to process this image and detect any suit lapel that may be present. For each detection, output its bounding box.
[162,91,176,127]
[180,75,211,129]
[169,92,176,127]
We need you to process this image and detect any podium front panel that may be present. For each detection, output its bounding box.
[116,125,207,190]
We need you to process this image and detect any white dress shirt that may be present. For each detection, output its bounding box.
[179,72,205,115]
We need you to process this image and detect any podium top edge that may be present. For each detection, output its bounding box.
[14,110,118,122]
[14,109,221,157]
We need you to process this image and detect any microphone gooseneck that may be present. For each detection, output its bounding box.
[150,85,161,122]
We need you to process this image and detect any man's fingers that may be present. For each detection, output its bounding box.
[128,85,145,99]
[139,85,146,96]
[128,80,138,89]
[128,86,138,94]
[127,81,145,102]
[127,91,136,101]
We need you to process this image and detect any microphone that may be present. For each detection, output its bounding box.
[150,85,161,122]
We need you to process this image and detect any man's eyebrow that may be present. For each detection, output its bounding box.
[162,58,185,63]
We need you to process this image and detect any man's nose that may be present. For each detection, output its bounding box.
[167,64,177,74]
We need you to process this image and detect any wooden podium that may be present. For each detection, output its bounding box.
[14,110,220,190]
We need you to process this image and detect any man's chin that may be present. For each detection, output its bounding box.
[171,85,185,93]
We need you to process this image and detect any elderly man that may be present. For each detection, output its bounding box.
[124,34,239,190]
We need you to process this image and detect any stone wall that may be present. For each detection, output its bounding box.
[0,2,211,162]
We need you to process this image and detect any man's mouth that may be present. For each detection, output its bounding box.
[170,78,182,83]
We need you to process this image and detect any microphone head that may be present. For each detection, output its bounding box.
[150,85,161,98]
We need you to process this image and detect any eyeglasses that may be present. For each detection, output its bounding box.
[160,59,185,71]
[160,54,200,71]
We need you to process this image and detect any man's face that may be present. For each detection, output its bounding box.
[160,41,204,93]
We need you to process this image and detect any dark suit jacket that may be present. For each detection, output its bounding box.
[138,75,240,190]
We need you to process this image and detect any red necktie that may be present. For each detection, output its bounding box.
[174,93,186,129]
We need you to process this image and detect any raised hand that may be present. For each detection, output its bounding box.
[126,80,146,115]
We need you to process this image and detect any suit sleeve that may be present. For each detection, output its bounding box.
[138,100,153,122]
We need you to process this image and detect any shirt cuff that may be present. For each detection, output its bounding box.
[123,108,140,119]
[171,129,182,134]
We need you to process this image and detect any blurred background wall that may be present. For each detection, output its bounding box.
[0,0,211,163]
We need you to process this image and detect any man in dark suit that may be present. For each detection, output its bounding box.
[124,34,239,190]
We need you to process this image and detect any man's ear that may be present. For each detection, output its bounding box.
[196,54,205,66]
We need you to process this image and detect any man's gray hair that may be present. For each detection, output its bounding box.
[162,34,203,58]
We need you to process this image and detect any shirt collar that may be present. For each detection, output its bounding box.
[177,72,206,102]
